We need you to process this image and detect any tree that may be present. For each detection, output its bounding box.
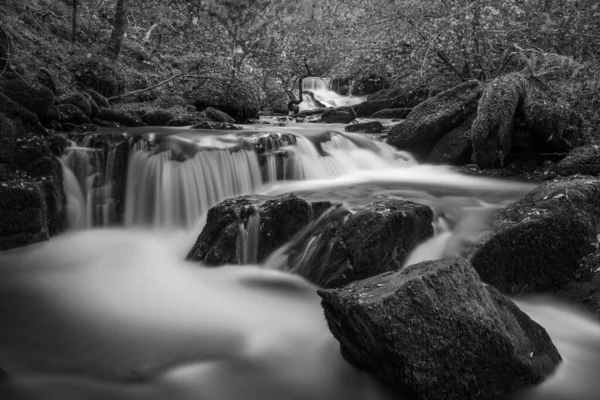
[104,0,129,60]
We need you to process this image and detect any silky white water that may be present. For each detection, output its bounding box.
[4,125,600,399]
[300,77,365,110]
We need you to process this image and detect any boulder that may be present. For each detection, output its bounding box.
[427,113,476,166]
[58,103,91,125]
[0,92,45,135]
[554,144,600,177]
[35,68,58,95]
[470,176,600,294]
[318,258,562,400]
[344,121,385,134]
[97,108,146,127]
[166,118,196,127]
[140,109,176,126]
[370,108,412,119]
[204,107,235,124]
[187,195,315,265]
[322,106,357,124]
[190,121,240,130]
[556,249,600,318]
[278,200,434,287]
[0,181,49,250]
[387,81,482,159]
[355,87,433,117]
[0,79,57,122]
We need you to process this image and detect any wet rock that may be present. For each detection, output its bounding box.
[0,79,57,123]
[556,249,600,318]
[387,81,482,160]
[318,258,562,400]
[187,195,315,265]
[47,134,69,157]
[344,121,385,133]
[370,108,412,119]
[427,113,476,166]
[554,144,600,177]
[470,176,600,294]
[355,87,432,117]
[280,200,434,288]
[97,108,146,127]
[190,120,240,130]
[471,73,528,168]
[0,181,49,250]
[166,118,196,127]
[204,107,235,124]
[58,103,91,125]
[141,109,176,126]
[322,106,357,124]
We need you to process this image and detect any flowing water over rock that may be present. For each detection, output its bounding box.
[2,123,600,400]
[300,77,365,110]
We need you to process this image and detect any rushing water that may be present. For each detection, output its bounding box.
[300,77,365,110]
[2,123,600,399]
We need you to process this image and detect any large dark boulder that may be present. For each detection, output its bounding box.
[427,113,476,166]
[386,81,482,159]
[370,108,412,119]
[322,106,357,124]
[204,107,235,124]
[97,108,146,127]
[0,92,46,135]
[318,258,562,400]
[554,144,600,176]
[141,109,176,126]
[0,79,58,123]
[187,195,316,265]
[471,73,527,168]
[344,121,384,133]
[278,200,434,287]
[470,176,600,294]
[355,87,433,117]
[556,249,600,319]
[0,182,49,250]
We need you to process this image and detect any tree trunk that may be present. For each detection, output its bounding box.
[104,0,129,60]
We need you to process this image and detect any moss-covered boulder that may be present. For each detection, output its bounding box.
[344,121,385,133]
[386,81,482,159]
[276,200,434,288]
[470,176,600,294]
[354,87,432,117]
[554,144,600,176]
[84,89,110,109]
[471,73,527,168]
[322,106,357,124]
[318,258,561,400]
[556,249,600,319]
[370,108,412,119]
[0,92,45,135]
[140,109,176,126]
[204,107,235,124]
[0,182,49,250]
[0,79,58,123]
[427,113,476,165]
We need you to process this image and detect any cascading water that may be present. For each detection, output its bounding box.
[300,77,365,111]
[4,123,600,400]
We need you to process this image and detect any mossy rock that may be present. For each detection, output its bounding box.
[204,107,235,124]
[73,57,125,98]
[58,103,91,125]
[141,109,176,126]
[0,79,57,123]
[428,113,476,166]
[386,80,482,159]
[554,144,600,176]
[0,181,49,250]
[470,176,600,294]
[370,108,412,119]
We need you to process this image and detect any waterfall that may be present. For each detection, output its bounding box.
[124,141,263,229]
[299,77,365,111]
[61,145,119,228]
